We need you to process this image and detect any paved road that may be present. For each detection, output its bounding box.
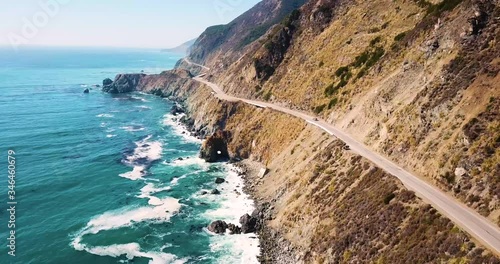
[183,58,210,71]
[192,74,500,256]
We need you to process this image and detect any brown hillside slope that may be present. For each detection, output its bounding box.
[195,0,500,225]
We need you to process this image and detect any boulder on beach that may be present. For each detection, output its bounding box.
[240,213,258,234]
[228,223,241,234]
[211,189,221,195]
[200,130,230,162]
[215,177,225,184]
[208,220,228,234]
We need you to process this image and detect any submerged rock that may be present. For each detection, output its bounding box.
[200,130,230,162]
[208,220,228,234]
[83,88,90,94]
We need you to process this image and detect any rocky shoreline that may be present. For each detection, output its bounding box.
[169,100,294,263]
[100,72,296,262]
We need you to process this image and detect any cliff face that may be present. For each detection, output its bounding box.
[102,0,500,262]
[195,0,500,225]
[182,0,499,261]
[102,69,195,96]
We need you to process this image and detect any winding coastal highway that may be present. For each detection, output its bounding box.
[186,59,500,256]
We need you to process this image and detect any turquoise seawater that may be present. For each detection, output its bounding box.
[0,47,258,264]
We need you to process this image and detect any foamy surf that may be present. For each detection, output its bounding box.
[162,114,201,143]
[121,136,163,180]
[131,96,150,102]
[119,165,146,180]
[138,182,172,205]
[71,197,183,264]
[120,125,146,132]
[199,163,260,263]
[135,105,152,110]
[97,113,114,118]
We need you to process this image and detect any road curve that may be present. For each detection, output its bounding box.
[192,74,500,256]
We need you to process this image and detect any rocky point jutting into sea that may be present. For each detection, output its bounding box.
[102,0,500,262]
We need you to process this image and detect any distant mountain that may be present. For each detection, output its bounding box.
[187,0,307,64]
[161,38,197,55]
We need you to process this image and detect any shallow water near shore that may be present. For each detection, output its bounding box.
[0,47,259,263]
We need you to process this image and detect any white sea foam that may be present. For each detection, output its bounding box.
[120,136,163,180]
[198,163,260,263]
[138,182,172,205]
[209,234,260,264]
[124,136,163,164]
[131,96,150,102]
[97,113,114,118]
[119,166,146,180]
[162,114,201,143]
[106,134,117,138]
[169,157,208,168]
[202,164,256,224]
[120,126,145,132]
[71,197,183,264]
[135,105,152,110]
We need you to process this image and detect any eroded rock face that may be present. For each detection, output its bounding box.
[200,130,230,162]
[102,74,146,93]
[208,220,228,234]
[239,213,258,234]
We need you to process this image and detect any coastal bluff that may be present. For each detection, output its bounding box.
[102,69,194,95]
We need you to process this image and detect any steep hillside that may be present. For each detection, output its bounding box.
[187,0,307,65]
[196,0,500,226]
[103,0,500,262]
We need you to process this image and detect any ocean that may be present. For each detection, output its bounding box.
[0,47,259,264]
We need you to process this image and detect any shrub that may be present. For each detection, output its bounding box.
[335,66,349,77]
[384,193,396,204]
[394,32,407,42]
[313,104,327,114]
[324,83,335,96]
[356,68,367,79]
[366,47,385,68]
[319,61,324,67]
[370,36,382,46]
[352,51,369,68]
[263,91,273,101]
[328,98,338,109]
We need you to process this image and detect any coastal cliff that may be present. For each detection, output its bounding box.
[102,0,500,262]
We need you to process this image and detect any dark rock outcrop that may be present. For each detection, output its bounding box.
[170,104,185,116]
[83,88,90,94]
[211,189,221,195]
[103,78,113,86]
[215,178,225,184]
[102,74,146,94]
[208,220,228,234]
[228,223,242,234]
[200,130,230,162]
[239,213,258,234]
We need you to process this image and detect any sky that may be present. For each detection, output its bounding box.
[0,0,261,49]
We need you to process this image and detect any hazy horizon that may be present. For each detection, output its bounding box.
[0,0,261,50]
